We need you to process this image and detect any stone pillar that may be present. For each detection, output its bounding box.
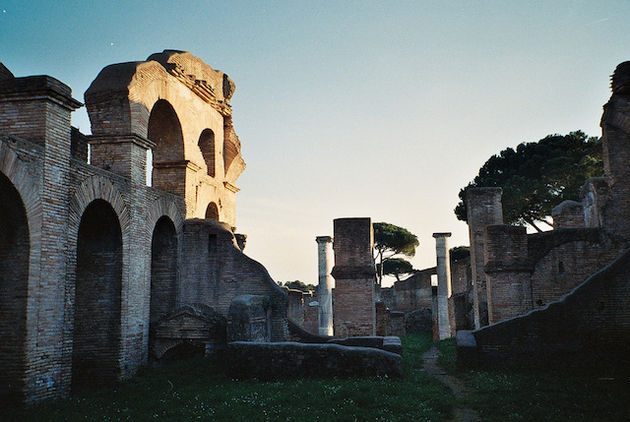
[0,75,82,401]
[484,225,532,324]
[316,235,334,336]
[87,134,155,185]
[466,187,503,328]
[331,218,377,337]
[433,232,453,339]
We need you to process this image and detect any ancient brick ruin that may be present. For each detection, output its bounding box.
[454,62,630,367]
[0,51,288,404]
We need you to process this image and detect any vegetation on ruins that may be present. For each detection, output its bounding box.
[454,131,603,231]
[278,280,316,293]
[449,246,470,263]
[373,222,419,285]
[381,257,415,282]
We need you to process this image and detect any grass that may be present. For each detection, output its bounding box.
[3,333,454,422]
[436,338,630,421]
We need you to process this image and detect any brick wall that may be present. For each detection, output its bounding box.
[466,187,503,328]
[484,225,531,323]
[0,172,29,402]
[331,218,377,337]
[551,200,584,229]
[389,267,434,313]
[73,200,123,390]
[178,220,288,341]
[471,247,630,366]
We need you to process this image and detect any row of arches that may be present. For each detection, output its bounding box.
[0,172,189,395]
[146,99,237,188]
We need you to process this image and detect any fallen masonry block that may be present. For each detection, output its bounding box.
[225,341,403,379]
[328,336,403,355]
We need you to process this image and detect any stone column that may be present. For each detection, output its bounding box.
[466,187,503,328]
[316,236,334,336]
[433,232,452,340]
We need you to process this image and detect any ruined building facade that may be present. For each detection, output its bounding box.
[457,62,630,366]
[0,51,287,404]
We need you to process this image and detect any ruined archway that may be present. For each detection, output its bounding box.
[150,216,178,326]
[148,99,185,196]
[0,172,29,402]
[73,199,122,390]
[198,129,216,177]
[205,202,219,221]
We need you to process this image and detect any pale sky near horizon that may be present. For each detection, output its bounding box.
[2,1,630,287]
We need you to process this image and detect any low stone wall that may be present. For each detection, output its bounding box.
[226,341,402,379]
[458,247,630,367]
[405,308,432,333]
[328,336,403,355]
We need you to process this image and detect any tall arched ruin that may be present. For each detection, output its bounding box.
[0,51,286,404]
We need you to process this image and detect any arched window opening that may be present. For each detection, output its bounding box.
[73,199,122,391]
[0,173,29,402]
[198,129,215,178]
[205,202,219,221]
[148,100,185,196]
[150,217,177,327]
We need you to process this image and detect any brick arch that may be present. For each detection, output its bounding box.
[67,176,131,385]
[0,143,42,401]
[68,176,130,234]
[146,198,184,237]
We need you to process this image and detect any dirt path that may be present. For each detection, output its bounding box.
[422,346,480,422]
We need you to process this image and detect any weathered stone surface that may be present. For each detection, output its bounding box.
[151,304,227,360]
[84,50,244,224]
[226,341,403,379]
[327,335,403,355]
[227,295,272,342]
[405,308,432,333]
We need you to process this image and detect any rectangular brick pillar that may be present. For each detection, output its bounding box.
[331,218,377,337]
[466,187,503,328]
[0,75,82,402]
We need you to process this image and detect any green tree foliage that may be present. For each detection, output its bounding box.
[380,257,414,282]
[279,280,316,293]
[449,246,470,263]
[373,222,419,285]
[454,131,603,231]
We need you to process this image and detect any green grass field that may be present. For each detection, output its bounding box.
[437,338,630,421]
[5,334,629,421]
[3,334,453,422]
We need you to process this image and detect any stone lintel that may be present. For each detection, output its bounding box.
[316,235,333,243]
[154,160,201,172]
[0,75,82,110]
[223,181,240,193]
[88,133,156,150]
[432,232,452,238]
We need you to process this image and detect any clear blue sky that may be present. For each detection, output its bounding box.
[3,1,630,286]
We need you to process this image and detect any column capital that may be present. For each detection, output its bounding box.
[316,235,333,243]
[432,232,452,238]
